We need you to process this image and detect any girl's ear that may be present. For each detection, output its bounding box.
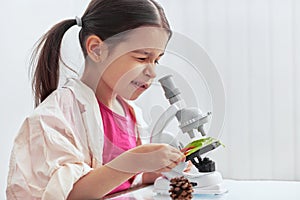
[86,35,105,62]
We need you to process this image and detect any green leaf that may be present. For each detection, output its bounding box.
[182,137,224,156]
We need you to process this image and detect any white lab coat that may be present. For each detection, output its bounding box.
[6,78,148,200]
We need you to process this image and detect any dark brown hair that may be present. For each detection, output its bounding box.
[31,0,171,107]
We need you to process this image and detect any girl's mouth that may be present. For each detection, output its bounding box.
[131,80,149,89]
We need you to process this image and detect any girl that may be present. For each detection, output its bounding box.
[6,0,185,199]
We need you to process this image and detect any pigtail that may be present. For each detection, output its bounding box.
[31,19,76,107]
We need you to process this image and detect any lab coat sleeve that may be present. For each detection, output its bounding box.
[6,91,93,200]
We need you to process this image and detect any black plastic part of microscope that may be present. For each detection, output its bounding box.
[185,141,221,172]
[192,156,215,172]
[190,182,198,187]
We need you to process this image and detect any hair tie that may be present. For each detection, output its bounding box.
[75,16,82,27]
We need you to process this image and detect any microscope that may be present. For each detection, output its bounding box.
[150,75,227,195]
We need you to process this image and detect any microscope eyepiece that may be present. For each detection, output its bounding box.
[159,75,182,104]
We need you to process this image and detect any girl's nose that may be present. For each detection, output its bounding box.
[143,63,157,79]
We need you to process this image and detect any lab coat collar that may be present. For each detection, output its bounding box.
[63,78,104,167]
[63,78,96,107]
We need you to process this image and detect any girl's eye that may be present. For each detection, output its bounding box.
[136,57,159,64]
[137,57,147,61]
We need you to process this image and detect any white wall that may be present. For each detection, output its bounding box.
[1,0,299,199]
[156,0,300,181]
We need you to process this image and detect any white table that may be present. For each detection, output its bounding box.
[105,179,300,200]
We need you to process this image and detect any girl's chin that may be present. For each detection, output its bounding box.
[125,89,146,100]
[117,85,148,100]
[128,92,143,100]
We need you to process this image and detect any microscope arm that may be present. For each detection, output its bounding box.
[150,100,185,143]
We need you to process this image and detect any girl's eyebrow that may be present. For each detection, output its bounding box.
[131,49,164,57]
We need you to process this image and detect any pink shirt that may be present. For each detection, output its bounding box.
[98,97,137,194]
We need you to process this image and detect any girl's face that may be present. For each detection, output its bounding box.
[98,28,169,100]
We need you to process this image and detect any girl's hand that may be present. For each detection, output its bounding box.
[131,143,186,173]
[142,172,162,184]
[106,143,185,174]
[183,160,193,173]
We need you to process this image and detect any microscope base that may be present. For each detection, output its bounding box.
[153,171,228,195]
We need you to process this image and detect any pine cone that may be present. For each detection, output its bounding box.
[169,176,194,200]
